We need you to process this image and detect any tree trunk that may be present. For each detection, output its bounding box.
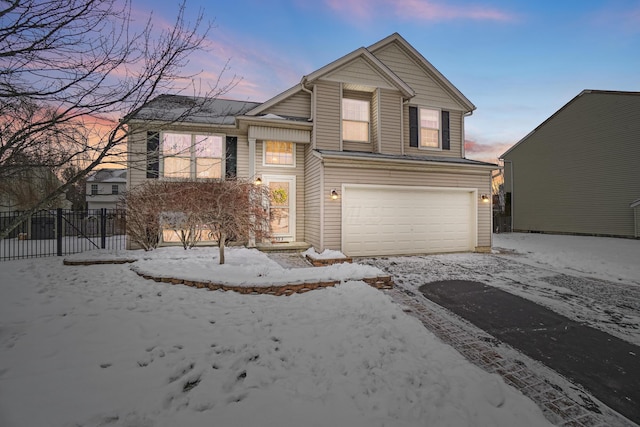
[218,230,226,265]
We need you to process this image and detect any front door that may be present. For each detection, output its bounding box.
[263,175,296,242]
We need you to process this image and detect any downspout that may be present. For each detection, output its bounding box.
[300,77,315,149]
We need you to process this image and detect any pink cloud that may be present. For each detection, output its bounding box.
[465,139,513,163]
[323,0,516,22]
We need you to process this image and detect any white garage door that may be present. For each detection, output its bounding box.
[342,185,476,257]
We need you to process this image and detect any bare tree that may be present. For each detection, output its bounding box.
[0,0,233,237]
[198,180,270,264]
[122,179,270,263]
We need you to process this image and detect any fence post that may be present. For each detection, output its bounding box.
[100,208,107,249]
[56,208,63,256]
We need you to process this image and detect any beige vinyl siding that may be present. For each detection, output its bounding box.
[371,41,466,112]
[321,162,492,251]
[236,134,250,178]
[379,89,402,155]
[324,57,396,90]
[304,146,322,248]
[314,81,341,151]
[503,92,640,237]
[262,90,311,118]
[126,126,148,191]
[255,141,306,242]
[403,106,463,158]
[371,89,380,153]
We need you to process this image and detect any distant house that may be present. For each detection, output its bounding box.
[501,90,640,238]
[86,169,127,210]
[127,33,497,256]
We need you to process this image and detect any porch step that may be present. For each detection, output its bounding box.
[255,241,311,253]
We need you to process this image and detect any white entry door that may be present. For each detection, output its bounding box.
[263,175,296,242]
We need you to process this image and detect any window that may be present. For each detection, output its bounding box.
[264,141,294,166]
[91,184,98,195]
[342,98,369,142]
[111,185,119,195]
[419,108,440,148]
[162,133,223,179]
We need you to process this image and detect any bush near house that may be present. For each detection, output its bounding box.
[124,180,270,263]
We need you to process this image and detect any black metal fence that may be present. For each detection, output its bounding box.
[0,208,127,261]
[493,214,512,233]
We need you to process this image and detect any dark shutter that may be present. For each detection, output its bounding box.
[409,106,418,147]
[225,136,237,179]
[146,131,159,179]
[441,110,450,150]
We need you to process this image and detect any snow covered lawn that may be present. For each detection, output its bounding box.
[0,246,551,427]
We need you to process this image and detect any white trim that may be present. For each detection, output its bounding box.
[248,138,256,179]
[263,175,296,242]
[262,141,296,168]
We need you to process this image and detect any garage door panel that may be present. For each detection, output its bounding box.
[343,186,475,256]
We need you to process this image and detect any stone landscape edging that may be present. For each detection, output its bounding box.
[64,256,393,296]
[132,269,393,296]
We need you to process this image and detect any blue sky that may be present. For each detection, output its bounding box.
[136,0,640,162]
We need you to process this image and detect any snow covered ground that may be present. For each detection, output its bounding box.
[1,232,638,427]
[0,244,554,427]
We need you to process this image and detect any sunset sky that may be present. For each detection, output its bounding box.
[135,0,640,162]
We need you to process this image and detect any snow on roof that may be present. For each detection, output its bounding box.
[87,169,127,182]
[131,95,262,125]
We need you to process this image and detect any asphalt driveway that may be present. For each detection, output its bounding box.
[363,251,640,426]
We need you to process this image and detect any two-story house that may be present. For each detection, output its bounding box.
[127,33,497,256]
[86,169,127,210]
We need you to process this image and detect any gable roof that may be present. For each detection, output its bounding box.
[500,90,640,159]
[368,33,475,112]
[248,32,472,116]
[87,169,127,183]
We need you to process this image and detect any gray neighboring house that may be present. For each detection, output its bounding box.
[501,90,640,238]
[86,169,127,210]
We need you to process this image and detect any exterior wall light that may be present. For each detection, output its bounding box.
[481,194,489,203]
[330,189,339,200]
[254,177,262,185]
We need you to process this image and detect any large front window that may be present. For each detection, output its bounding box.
[342,98,369,142]
[162,133,223,179]
[420,108,440,148]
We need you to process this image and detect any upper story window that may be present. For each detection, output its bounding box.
[264,141,295,166]
[90,184,98,195]
[162,133,223,179]
[420,108,440,148]
[342,98,369,143]
[111,185,119,195]
[409,107,450,151]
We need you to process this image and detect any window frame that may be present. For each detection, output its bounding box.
[111,184,119,195]
[263,141,296,168]
[159,132,225,179]
[90,184,98,195]
[341,97,370,143]
[418,107,441,150]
